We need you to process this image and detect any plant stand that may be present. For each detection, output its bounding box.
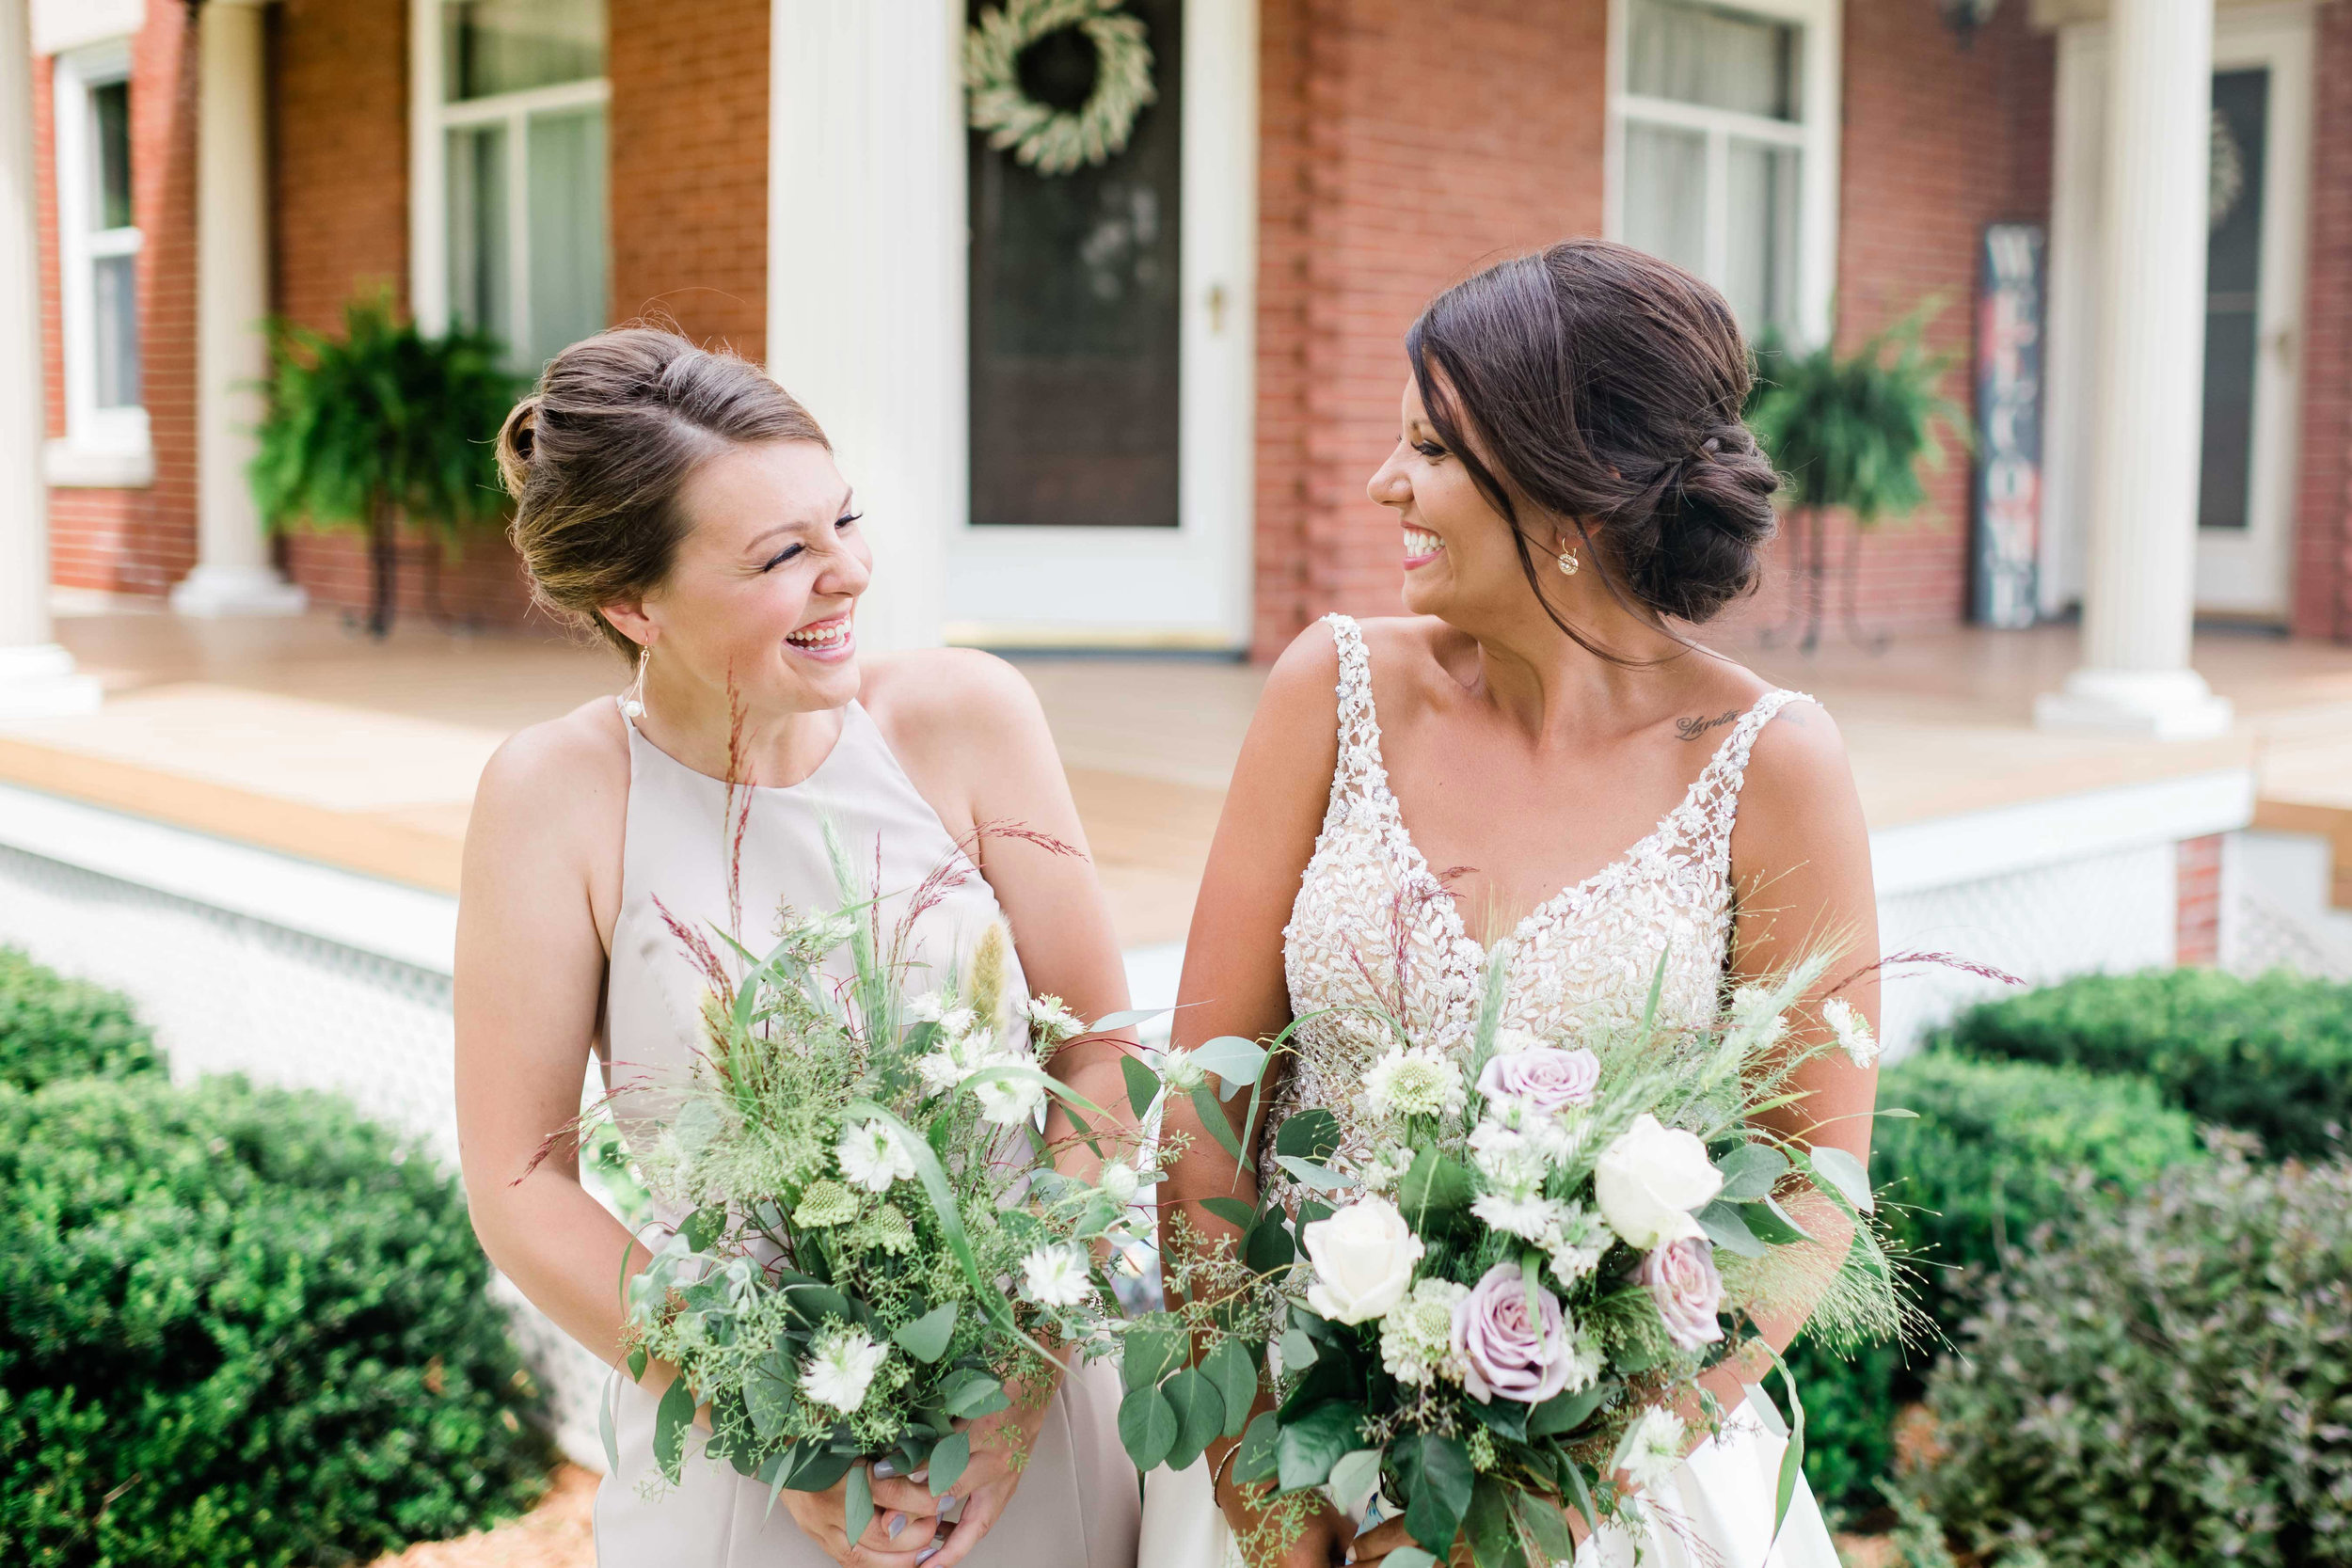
[1759,506,1891,657]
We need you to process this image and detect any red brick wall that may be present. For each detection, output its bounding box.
[267,0,544,629]
[40,6,200,598]
[2176,832,2223,967]
[1250,0,1610,657]
[1248,0,2055,658]
[609,0,769,354]
[2294,0,2352,643]
[1714,5,2055,646]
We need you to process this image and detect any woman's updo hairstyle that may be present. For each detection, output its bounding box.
[496,327,830,657]
[1406,239,1781,638]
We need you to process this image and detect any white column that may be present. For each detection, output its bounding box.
[765,0,963,654]
[2036,0,2229,740]
[169,0,304,616]
[0,0,100,717]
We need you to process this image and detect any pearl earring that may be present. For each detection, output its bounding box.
[620,645,650,721]
[1556,544,1580,577]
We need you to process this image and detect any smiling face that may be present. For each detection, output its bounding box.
[614,438,871,716]
[1367,372,1556,625]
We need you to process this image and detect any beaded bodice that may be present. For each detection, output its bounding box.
[1263,614,1812,1199]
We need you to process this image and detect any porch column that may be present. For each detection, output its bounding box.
[765,0,961,654]
[2036,0,2229,739]
[0,0,100,717]
[169,0,304,616]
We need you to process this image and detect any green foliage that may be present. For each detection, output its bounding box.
[0,949,162,1092]
[1943,966,2352,1162]
[250,291,522,636]
[1909,1148,2352,1568]
[1793,1053,2203,1516]
[1746,310,1968,529]
[0,1074,549,1568]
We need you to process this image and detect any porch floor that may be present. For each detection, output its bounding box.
[8,602,2350,948]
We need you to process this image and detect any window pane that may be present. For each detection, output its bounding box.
[525,106,608,369]
[447,123,512,353]
[1623,122,1708,279]
[2200,68,2269,532]
[444,0,605,101]
[1725,138,1802,338]
[92,253,140,408]
[89,78,132,231]
[1627,0,1801,122]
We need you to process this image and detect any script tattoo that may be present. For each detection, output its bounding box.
[1675,708,1740,742]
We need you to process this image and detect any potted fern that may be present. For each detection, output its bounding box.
[250,293,523,639]
[1745,309,1968,654]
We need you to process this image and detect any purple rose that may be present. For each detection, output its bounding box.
[1477,1045,1600,1113]
[1638,1237,1724,1351]
[1450,1262,1578,1404]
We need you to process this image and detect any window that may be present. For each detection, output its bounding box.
[1610,0,1836,345]
[53,42,147,459]
[426,0,608,371]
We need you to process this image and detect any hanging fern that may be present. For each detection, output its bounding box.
[1745,309,1970,530]
[249,292,524,637]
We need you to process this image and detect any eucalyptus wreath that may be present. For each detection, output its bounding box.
[964,0,1156,176]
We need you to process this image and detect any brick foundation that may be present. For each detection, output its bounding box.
[2176,832,2224,967]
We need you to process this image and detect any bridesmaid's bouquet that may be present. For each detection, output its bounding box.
[1120,949,1906,1567]
[582,827,1147,1534]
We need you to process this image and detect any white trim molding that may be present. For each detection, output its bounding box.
[1871,767,2255,896]
[29,0,143,57]
[50,38,151,467]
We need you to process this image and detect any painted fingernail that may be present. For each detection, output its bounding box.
[874,1460,898,1479]
[909,1468,929,1483]
[915,1549,940,1565]
[887,1513,907,1540]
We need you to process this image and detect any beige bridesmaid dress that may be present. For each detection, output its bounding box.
[595,696,1140,1568]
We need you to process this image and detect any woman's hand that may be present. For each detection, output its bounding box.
[1214,1471,1354,1568]
[776,1466,949,1568]
[922,1374,1059,1568]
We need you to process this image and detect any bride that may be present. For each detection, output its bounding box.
[1154,240,1880,1568]
[453,328,1140,1568]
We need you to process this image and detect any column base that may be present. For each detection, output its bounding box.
[2035,666,2235,740]
[169,564,309,618]
[0,644,103,719]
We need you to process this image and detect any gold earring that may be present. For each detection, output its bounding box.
[1557,544,1580,577]
[620,644,650,721]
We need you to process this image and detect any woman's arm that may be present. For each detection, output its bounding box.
[453,717,650,1367]
[1157,627,1351,1566]
[1707,696,1883,1406]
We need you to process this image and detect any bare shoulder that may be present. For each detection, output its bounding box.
[859,647,1046,763]
[470,697,630,851]
[1252,616,1347,731]
[1735,694,1865,854]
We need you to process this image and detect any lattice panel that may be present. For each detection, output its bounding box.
[1876,843,2176,1060]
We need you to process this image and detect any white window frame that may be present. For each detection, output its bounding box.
[1603,0,1842,348]
[405,0,610,350]
[51,40,151,469]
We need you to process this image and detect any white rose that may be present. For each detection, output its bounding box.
[1593,1113,1723,1249]
[1302,1196,1424,1324]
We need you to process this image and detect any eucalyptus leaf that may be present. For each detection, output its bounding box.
[743,1353,794,1439]
[1120,1053,1162,1119]
[1744,1196,1815,1246]
[1715,1142,1791,1203]
[1273,1155,1358,1194]
[1202,1338,1261,1435]
[929,1432,971,1497]
[1696,1199,1769,1259]
[1278,1325,1319,1375]
[1327,1448,1385,1510]
[893,1302,960,1364]
[1200,1196,1258,1230]
[939,1369,1009,1419]
[844,1462,874,1545]
[1805,1145,1875,1214]
[652,1374,697,1484]
[1117,1386,1179,1471]
[1276,1402,1360,1492]
[1163,1368,1226,1472]
[1190,1035,1271,1098]
[1120,1316,1189,1391]
[1191,1085,1247,1162]
[1232,1410,1280,1485]
[1394,1432,1475,1556]
[1274,1109,1343,1163]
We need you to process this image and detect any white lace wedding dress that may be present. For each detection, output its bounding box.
[1138,614,1841,1568]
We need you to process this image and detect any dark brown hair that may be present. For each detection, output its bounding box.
[1406,239,1780,650]
[496,327,831,657]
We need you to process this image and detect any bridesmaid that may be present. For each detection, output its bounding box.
[454,328,1141,1568]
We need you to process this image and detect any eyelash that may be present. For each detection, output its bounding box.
[1412,440,1448,462]
[761,513,862,572]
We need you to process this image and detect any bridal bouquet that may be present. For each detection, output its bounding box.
[584,828,1145,1534]
[1120,949,1905,1568]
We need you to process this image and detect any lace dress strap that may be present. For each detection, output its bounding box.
[1688,687,1819,866]
[1320,613,1388,810]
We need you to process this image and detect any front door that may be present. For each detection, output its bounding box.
[946,0,1256,651]
[2042,9,2312,623]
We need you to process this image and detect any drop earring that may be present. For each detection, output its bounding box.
[1556,543,1581,577]
[620,644,650,721]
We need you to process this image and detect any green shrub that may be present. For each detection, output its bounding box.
[1945,967,2352,1161]
[1793,1052,2204,1516]
[0,949,163,1091]
[0,1074,549,1567]
[1909,1147,2352,1567]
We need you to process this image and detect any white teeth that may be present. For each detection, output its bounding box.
[1403,528,1444,557]
[787,621,852,649]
